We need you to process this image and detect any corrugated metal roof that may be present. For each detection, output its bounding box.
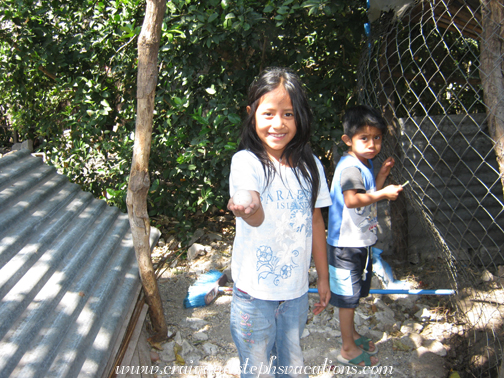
[0,149,159,378]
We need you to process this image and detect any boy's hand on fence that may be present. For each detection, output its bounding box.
[378,157,395,177]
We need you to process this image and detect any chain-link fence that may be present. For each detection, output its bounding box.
[359,1,504,376]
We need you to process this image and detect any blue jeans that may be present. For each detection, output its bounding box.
[230,286,309,378]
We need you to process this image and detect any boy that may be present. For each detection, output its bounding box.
[327,105,403,367]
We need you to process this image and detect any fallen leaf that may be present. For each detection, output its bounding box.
[175,353,185,365]
[174,343,182,354]
[174,343,185,365]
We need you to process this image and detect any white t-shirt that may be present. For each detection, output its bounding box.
[229,150,332,301]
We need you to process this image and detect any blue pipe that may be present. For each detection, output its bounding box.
[307,288,455,295]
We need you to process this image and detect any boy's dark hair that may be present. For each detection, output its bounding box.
[238,66,320,210]
[342,105,388,138]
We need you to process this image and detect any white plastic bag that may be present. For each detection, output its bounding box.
[371,247,410,289]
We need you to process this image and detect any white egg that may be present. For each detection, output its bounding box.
[233,189,252,207]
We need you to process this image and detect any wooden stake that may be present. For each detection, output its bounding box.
[480,0,504,197]
[126,0,167,343]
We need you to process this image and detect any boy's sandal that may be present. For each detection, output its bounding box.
[355,336,378,355]
[336,351,380,367]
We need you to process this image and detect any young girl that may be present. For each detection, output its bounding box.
[227,67,332,377]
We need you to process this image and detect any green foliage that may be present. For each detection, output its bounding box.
[0,0,367,239]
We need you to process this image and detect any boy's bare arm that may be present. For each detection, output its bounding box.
[227,190,265,227]
[311,207,330,315]
[343,184,403,209]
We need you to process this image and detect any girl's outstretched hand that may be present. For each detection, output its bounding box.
[312,278,330,315]
[227,190,264,227]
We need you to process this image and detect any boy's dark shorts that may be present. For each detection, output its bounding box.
[327,245,372,309]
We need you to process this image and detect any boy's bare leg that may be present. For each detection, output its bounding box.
[339,308,378,366]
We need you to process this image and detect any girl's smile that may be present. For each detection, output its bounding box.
[250,85,297,162]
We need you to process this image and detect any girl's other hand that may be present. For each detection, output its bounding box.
[312,278,330,315]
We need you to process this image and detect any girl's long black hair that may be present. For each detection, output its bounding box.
[237,67,320,211]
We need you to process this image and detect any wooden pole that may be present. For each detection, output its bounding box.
[126,0,167,342]
[480,0,504,197]
[377,17,410,262]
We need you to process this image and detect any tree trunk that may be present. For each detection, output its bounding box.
[378,20,410,262]
[126,0,167,342]
[480,0,504,197]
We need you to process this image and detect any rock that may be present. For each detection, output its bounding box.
[421,322,454,340]
[187,243,212,261]
[369,330,386,340]
[393,339,412,351]
[174,332,183,345]
[354,307,371,322]
[193,331,209,341]
[415,307,434,321]
[184,317,208,330]
[481,269,494,282]
[331,307,340,321]
[374,309,399,331]
[374,299,395,318]
[159,341,176,362]
[400,333,423,349]
[206,231,223,242]
[422,340,447,357]
[401,320,424,334]
[188,228,205,245]
[166,235,179,250]
[301,328,310,338]
[354,312,365,326]
[405,332,423,349]
[317,310,333,325]
[181,339,195,356]
[311,326,333,334]
[202,342,219,355]
[11,139,33,152]
[395,296,418,310]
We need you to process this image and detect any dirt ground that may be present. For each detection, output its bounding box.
[147,219,468,378]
